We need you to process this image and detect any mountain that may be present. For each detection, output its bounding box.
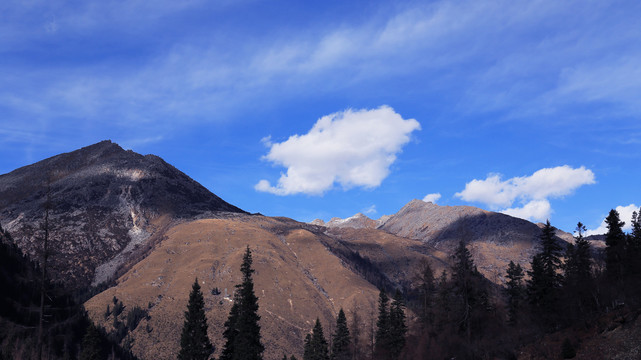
[0,142,598,360]
[0,140,244,289]
[316,199,573,283]
[84,215,385,360]
[312,212,379,229]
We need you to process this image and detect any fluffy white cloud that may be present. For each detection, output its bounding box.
[423,193,442,203]
[255,106,420,195]
[456,166,595,222]
[586,204,640,236]
[502,200,552,222]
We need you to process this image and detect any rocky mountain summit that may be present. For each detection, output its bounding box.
[312,212,380,229]
[0,140,244,289]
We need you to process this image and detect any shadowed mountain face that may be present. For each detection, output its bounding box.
[0,140,244,289]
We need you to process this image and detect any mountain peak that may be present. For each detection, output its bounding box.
[0,141,245,288]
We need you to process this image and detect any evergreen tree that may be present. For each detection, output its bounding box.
[451,240,487,340]
[304,318,329,360]
[221,246,264,360]
[79,323,104,360]
[527,221,562,324]
[389,290,407,360]
[527,254,546,306]
[539,220,563,288]
[330,309,351,360]
[220,300,239,360]
[605,209,626,280]
[374,290,391,359]
[625,209,641,278]
[563,222,594,318]
[416,260,435,326]
[505,261,524,325]
[303,333,313,360]
[178,278,213,360]
[564,223,592,286]
[434,270,451,329]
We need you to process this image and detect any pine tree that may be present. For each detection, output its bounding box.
[374,290,391,359]
[303,333,313,360]
[625,209,641,278]
[220,300,239,360]
[79,323,104,360]
[451,240,487,340]
[505,261,524,325]
[527,221,562,324]
[221,246,264,360]
[416,260,435,326]
[178,278,213,360]
[539,220,563,288]
[435,270,451,329]
[330,309,351,360]
[605,209,626,280]
[527,254,546,306]
[304,318,329,360]
[564,223,592,284]
[388,290,407,360]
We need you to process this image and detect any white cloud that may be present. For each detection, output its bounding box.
[423,193,442,203]
[255,106,420,195]
[586,204,639,236]
[363,205,377,215]
[502,199,552,223]
[456,166,595,222]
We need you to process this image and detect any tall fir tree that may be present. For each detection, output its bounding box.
[505,261,524,325]
[374,290,391,359]
[221,246,264,360]
[416,260,435,326]
[563,223,592,285]
[330,309,351,360]
[304,318,329,360]
[389,290,407,360]
[303,334,312,360]
[562,222,596,322]
[451,240,487,340]
[527,221,562,312]
[539,220,563,287]
[605,209,626,281]
[625,209,641,278]
[79,323,104,360]
[178,278,213,360]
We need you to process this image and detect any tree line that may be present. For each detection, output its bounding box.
[5,205,641,359]
[402,207,641,359]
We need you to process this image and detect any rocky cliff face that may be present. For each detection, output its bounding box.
[0,140,244,289]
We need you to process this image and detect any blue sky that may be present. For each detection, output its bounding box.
[1,0,640,234]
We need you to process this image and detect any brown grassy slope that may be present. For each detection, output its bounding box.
[85,216,381,360]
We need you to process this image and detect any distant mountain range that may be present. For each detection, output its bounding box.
[0,141,602,360]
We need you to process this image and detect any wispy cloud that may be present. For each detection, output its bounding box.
[2,0,640,153]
